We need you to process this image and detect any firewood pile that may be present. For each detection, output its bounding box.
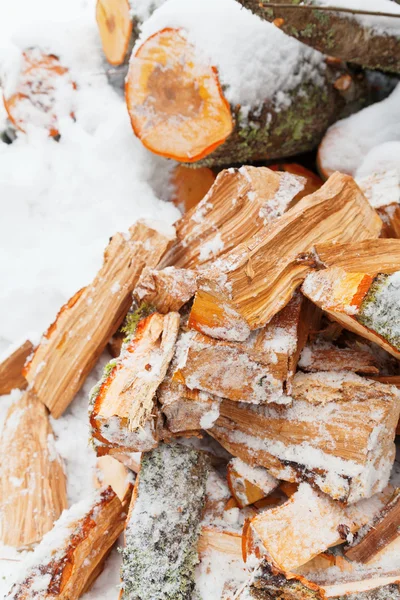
[2,0,400,598]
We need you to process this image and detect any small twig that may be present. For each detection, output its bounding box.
[0,557,21,562]
[260,2,400,18]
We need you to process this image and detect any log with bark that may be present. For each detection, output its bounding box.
[2,49,76,137]
[90,311,180,456]
[25,221,173,418]
[0,391,67,548]
[6,487,126,599]
[120,443,209,600]
[160,165,307,270]
[237,0,400,73]
[209,371,400,503]
[125,0,365,166]
[188,173,381,339]
[0,340,33,395]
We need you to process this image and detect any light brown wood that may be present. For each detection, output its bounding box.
[315,239,400,273]
[90,312,180,455]
[198,525,242,557]
[189,173,381,338]
[25,222,174,418]
[171,165,216,213]
[244,482,393,572]
[0,391,67,548]
[227,458,279,508]
[133,266,197,313]
[0,340,33,395]
[6,487,126,599]
[209,371,400,503]
[298,341,379,374]
[160,166,306,269]
[94,455,135,503]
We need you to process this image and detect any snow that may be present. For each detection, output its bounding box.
[355,142,400,208]
[316,0,400,35]
[135,0,328,110]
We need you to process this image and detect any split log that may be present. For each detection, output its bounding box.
[90,311,180,455]
[227,458,279,508]
[120,443,209,600]
[269,163,323,203]
[171,165,216,213]
[345,488,400,564]
[6,487,126,599]
[298,341,380,375]
[302,266,400,360]
[0,391,67,548]
[133,266,197,313]
[237,0,400,72]
[2,49,76,137]
[126,0,364,166]
[94,455,135,502]
[189,173,381,338]
[317,85,400,179]
[160,165,307,270]
[0,340,33,395]
[25,221,173,418]
[243,482,393,572]
[209,372,400,503]
[314,239,400,273]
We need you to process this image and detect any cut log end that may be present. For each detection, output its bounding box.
[96,0,133,66]
[125,27,233,162]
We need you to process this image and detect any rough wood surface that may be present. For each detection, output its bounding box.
[6,487,126,599]
[25,222,173,418]
[209,372,400,503]
[0,340,33,395]
[0,391,67,549]
[237,0,400,73]
[227,458,279,508]
[94,455,135,503]
[189,173,381,337]
[160,166,306,269]
[121,444,209,600]
[133,267,197,313]
[315,240,400,273]
[298,342,380,375]
[198,525,242,558]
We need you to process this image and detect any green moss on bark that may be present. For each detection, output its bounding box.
[358,273,400,351]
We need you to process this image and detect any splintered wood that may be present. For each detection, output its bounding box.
[0,340,33,395]
[25,222,173,418]
[227,458,279,508]
[133,266,197,313]
[0,391,67,548]
[90,311,180,455]
[189,173,381,339]
[6,487,126,599]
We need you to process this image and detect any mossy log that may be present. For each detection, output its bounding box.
[238,0,400,73]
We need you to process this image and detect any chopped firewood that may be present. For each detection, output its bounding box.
[0,340,33,395]
[209,372,400,503]
[279,481,298,498]
[0,391,67,548]
[302,266,400,360]
[190,173,381,337]
[371,375,400,388]
[96,0,135,66]
[2,49,76,137]
[198,525,242,558]
[90,311,180,455]
[356,166,400,239]
[25,222,173,418]
[185,294,319,391]
[6,487,126,599]
[160,166,307,270]
[120,443,209,600]
[227,458,279,508]
[237,0,400,72]
[345,488,400,564]
[108,329,125,358]
[125,9,364,166]
[298,342,380,375]
[94,455,135,503]
[314,239,400,274]
[243,482,393,572]
[133,267,197,313]
[171,165,216,212]
[269,163,323,204]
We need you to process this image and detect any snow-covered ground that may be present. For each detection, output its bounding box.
[0,0,180,595]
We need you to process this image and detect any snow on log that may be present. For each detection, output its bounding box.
[317,84,400,179]
[298,341,380,375]
[160,165,307,270]
[94,455,135,503]
[0,339,33,395]
[0,391,67,548]
[171,165,216,213]
[243,482,392,572]
[209,372,400,503]
[188,173,381,338]
[133,266,197,313]
[237,0,400,73]
[226,458,279,508]
[2,49,76,137]
[6,487,126,599]
[269,163,323,203]
[120,443,209,600]
[125,0,364,166]
[90,311,180,456]
[24,222,174,418]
